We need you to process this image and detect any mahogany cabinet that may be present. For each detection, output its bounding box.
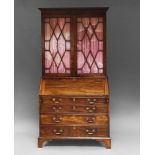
[38,8,111,148]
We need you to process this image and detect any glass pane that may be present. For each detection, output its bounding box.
[45,41,49,50]
[45,23,52,40]
[58,35,65,57]
[96,52,103,68]
[63,23,70,40]
[50,18,57,29]
[77,17,104,74]
[96,23,103,40]
[66,42,70,50]
[77,52,85,69]
[99,41,103,50]
[63,52,70,68]
[44,17,71,73]
[45,51,52,69]
[82,18,89,28]
[91,35,98,57]
[83,63,90,73]
[77,23,84,40]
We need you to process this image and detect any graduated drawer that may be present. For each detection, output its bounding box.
[40,114,109,125]
[40,97,109,106]
[40,125,109,137]
[40,104,108,113]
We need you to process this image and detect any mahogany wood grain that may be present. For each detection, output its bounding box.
[40,96,109,105]
[40,125,109,137]
[39,78,109,96]
[40,104,108,113]
[40,114,109,125]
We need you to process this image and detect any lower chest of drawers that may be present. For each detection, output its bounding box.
[39,96,109,137]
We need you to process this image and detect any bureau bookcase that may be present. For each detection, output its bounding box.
[38,8,111,148]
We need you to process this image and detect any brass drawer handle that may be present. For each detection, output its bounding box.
[52,116,62,123]
[52,106,62,112]
[54,101,60,104]
[86,117,95,123]
[53,129,64,135]
[88,101,95,105]
[85,129,97,135]
[52,98,61,104]
[87,99,96,105]
[85,106,96,113]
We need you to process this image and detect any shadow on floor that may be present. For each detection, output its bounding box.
[45,139,103,147]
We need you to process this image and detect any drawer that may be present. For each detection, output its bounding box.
[40,104,108,113]
[40,125,109,137]
[40,97,109,106]
[41,97,71,105]
[77,126,109,137]
[75,98,108,104]
[40,125,76,137]
[40,114,109,125]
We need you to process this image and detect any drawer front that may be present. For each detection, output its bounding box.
[40,104,108,113]
[40,114,109,125]
[77,126,109,137]
[40,97,108,106]
[41,98,72,105]
[40,125,109,137]
[40,125,76,137]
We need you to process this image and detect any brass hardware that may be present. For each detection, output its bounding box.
[88,101,95,105]
[52,116,62,123]
[52,98,61,103]
[54,101,60,104]
[58,106,62,109]
[73,98,76,102]
[52,106,62,112]
[86,117,95,123]
[85,106,96,113]
[73,126,76,130]
[85,129,96,135]
[87,98,96,105]
[53,129,64,135]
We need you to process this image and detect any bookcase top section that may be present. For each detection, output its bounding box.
[40,7,108,77]
[39,78,109,96]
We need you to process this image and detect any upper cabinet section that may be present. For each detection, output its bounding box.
[39,8,108,78]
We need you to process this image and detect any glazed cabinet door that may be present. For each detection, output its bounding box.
[77,17,105,75]
[43,17,71,76]
[41,15,106,77]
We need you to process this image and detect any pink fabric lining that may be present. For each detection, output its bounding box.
[45,18,70,73]
[44,17,104,74]
[77,18,103,73]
